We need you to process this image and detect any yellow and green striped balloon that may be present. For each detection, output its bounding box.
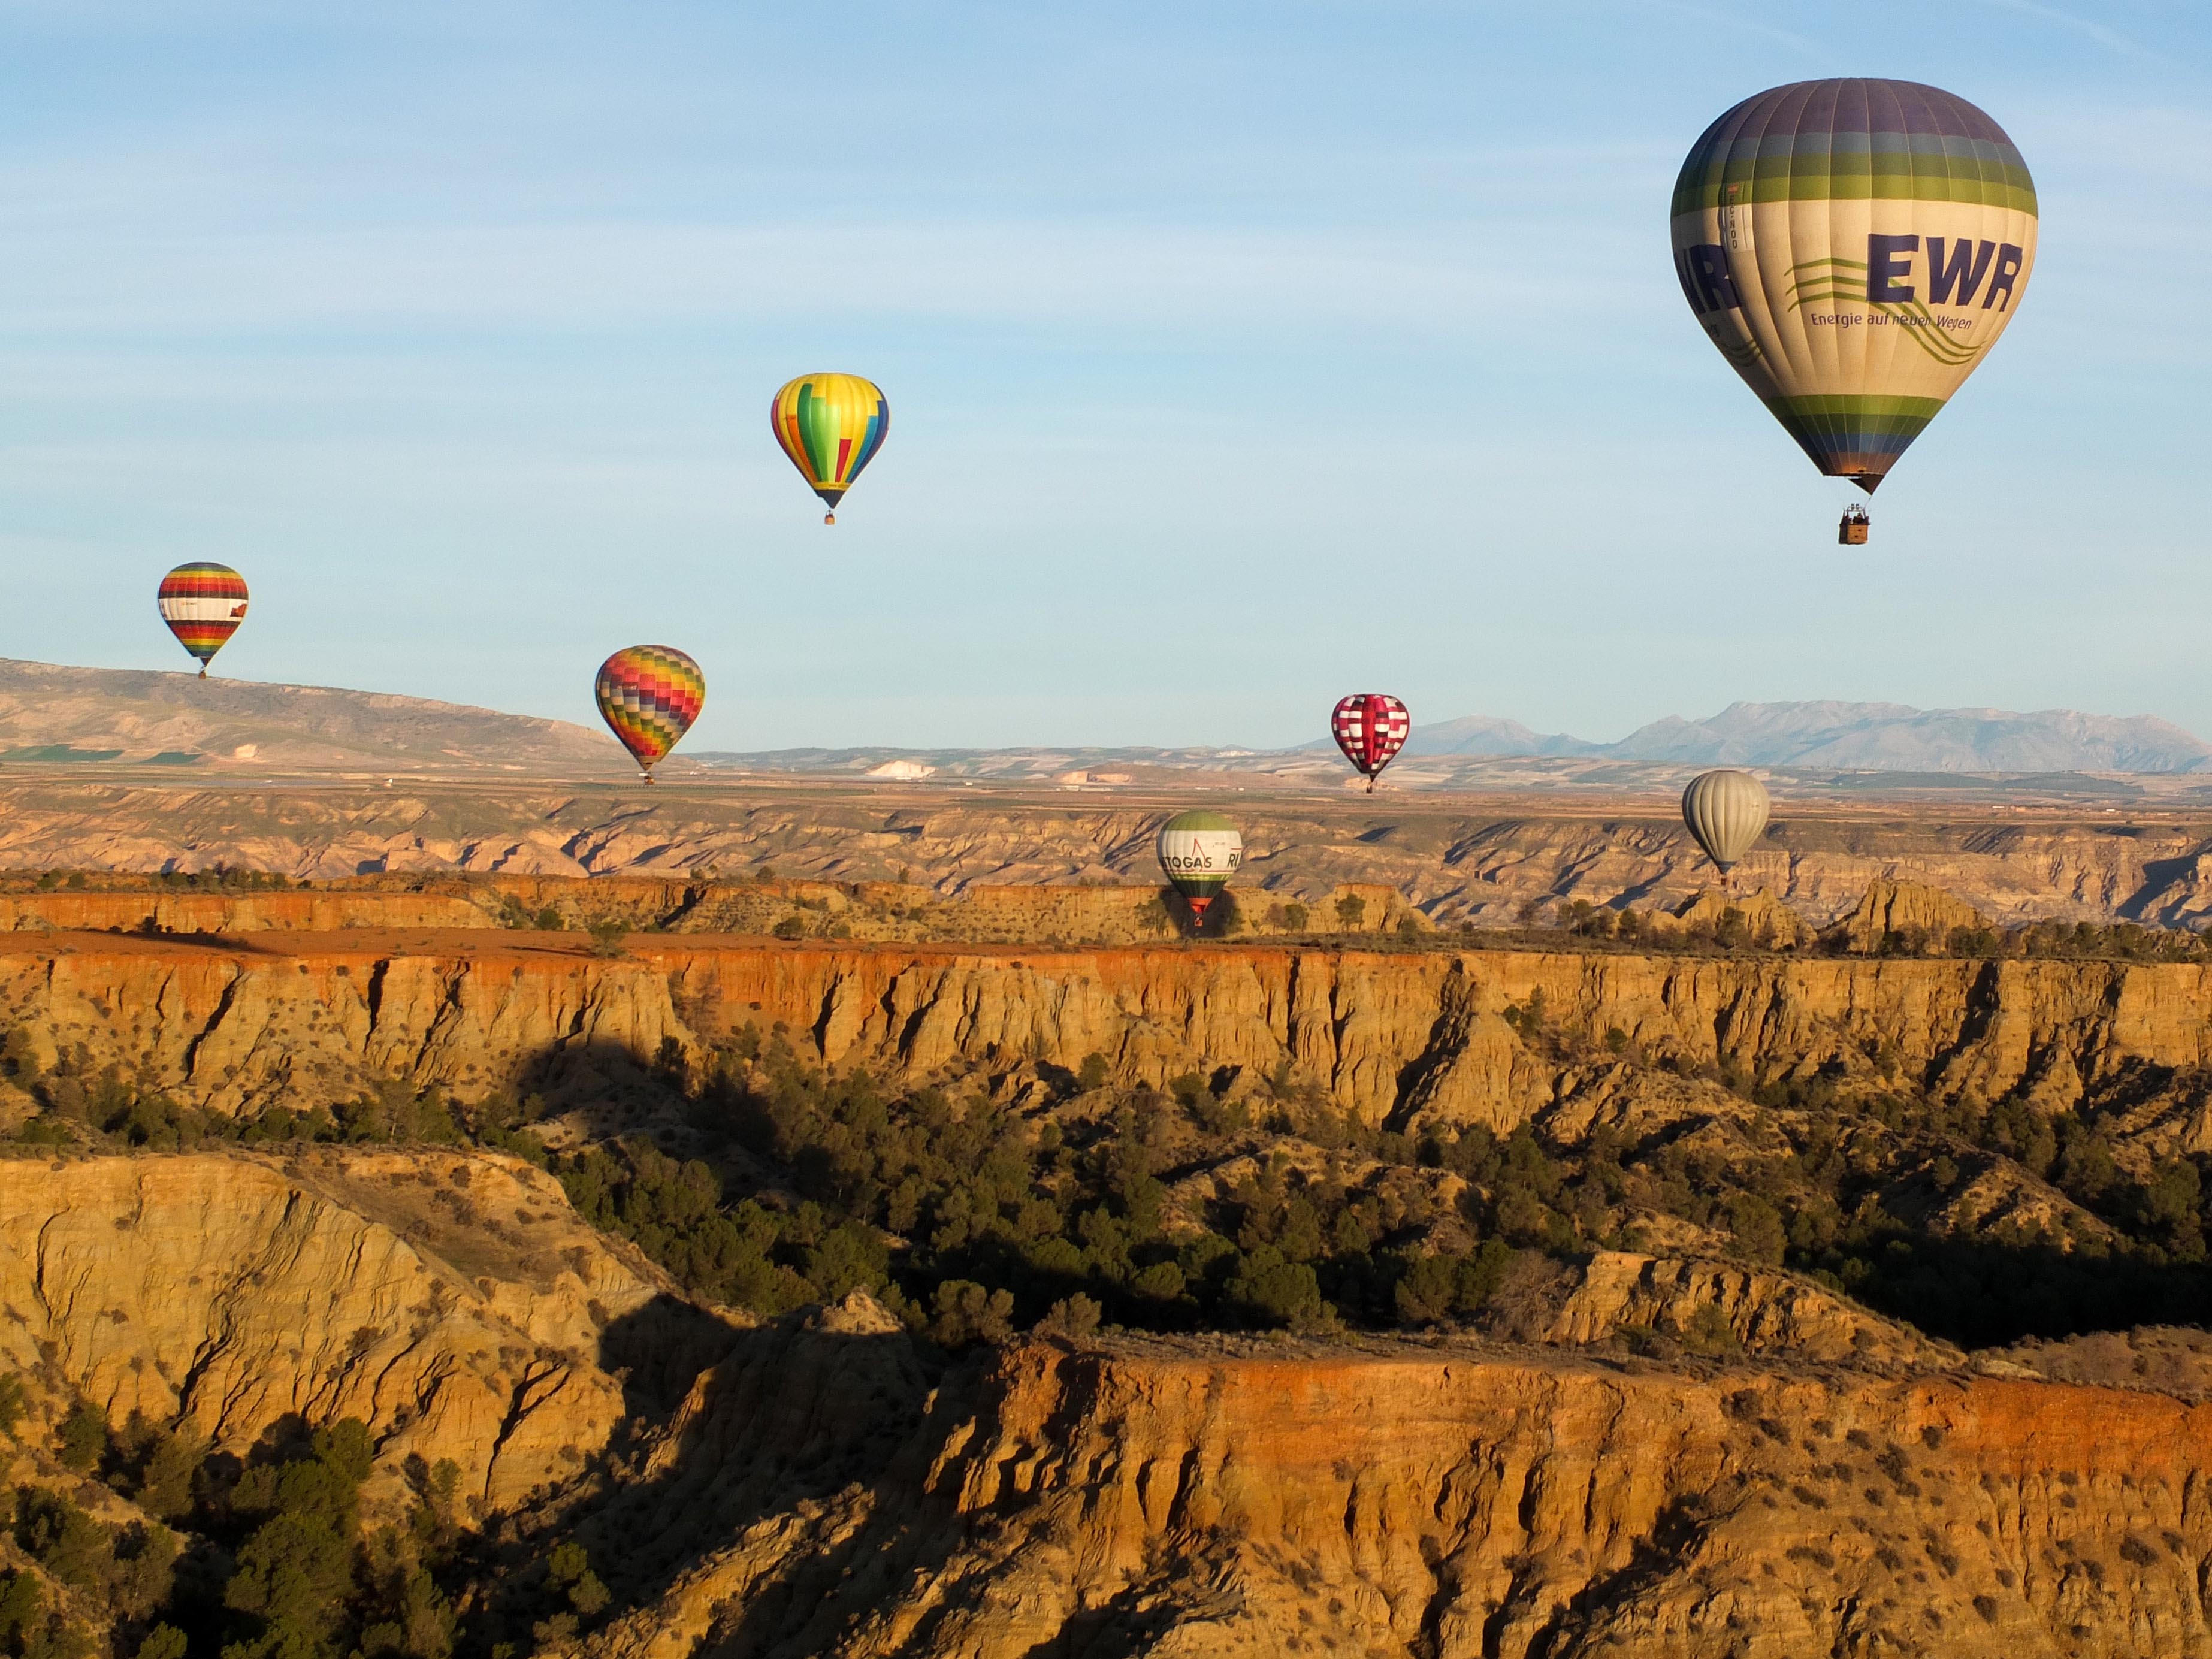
[770,373,889,524]
[1672,80,2036,495]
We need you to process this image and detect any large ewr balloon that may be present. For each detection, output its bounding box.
[1681,769,1770,873]
[770,373,889,524]
[596,645,705,781]
[1671,80,2036,496]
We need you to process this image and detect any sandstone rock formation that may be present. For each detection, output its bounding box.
[1653,886,1809,947]
[1542,1250,1953,1368]
[8,925,2212,1140]
[1831,878,1996,954]
[563,1319,2212,1658]
[0,1150,696,1511]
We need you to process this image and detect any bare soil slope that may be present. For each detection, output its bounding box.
[0,658,620,773]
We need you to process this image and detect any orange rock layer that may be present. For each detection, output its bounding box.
[578,1320,2212,1658]
[2,930,2204,1129]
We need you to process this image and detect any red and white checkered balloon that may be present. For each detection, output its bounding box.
[1331,694,1410,789]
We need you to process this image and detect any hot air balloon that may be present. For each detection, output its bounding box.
[770,373,889,524]
[1156,809,1242,930]
[1672,80,2036,539]
[595,646,705,782]
[157,563,249,677]
[1681,769,1770,874]
[1332,694,1410,793]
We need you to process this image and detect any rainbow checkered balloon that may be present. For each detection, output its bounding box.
[595,645,705,775]
[158,562,249,673]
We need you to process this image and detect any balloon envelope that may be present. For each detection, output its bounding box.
[770,373,889,515]
[1331,694,1410,784]
[1681,770,1771,872]
[596,645,705,773]
[1672,80,2036,493]
[158,562,249,669]
[1156,809,1242,918]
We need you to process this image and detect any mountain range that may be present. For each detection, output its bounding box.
[1398,700,2212,773]
[0,661,2205,781]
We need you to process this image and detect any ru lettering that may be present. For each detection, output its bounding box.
[1981,243,2023,312]
[1677,244,1740,314]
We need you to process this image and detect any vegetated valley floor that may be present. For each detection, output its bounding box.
[8,879,2212,1654]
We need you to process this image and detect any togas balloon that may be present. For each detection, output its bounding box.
[1331,694,1410,793]
[595,645,705,781]
[1156,809,1242,927]
[1681,769,1770,872]
[158,562,249,678]
[770,373,889,524]
[1671,80,2036,495]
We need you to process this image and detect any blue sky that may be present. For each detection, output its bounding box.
[0,1,2205,751]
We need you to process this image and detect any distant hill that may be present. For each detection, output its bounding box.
[1401,715,1598,759]
[1588,701,2211,773]
[2,663,2199,784]
[703,699,2212,794]
[0,659,624,773]
[1289,700,2212,774]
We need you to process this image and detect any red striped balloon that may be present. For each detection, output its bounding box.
[1331,694,1410,792]
[158,563,249,676]
[595,645,705,779]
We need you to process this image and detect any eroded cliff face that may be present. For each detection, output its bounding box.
[661,939,2212,1135]
[0,1151,693,1511]
[8,930,2212,1140]
[563,1316,2212,1659]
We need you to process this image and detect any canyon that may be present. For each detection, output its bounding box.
[6,877,2212,1656]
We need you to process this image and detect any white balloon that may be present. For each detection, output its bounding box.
[1682,770,1771,872]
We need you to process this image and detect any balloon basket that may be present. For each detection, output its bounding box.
[823,512,836,525]
[1839,504,1870,545]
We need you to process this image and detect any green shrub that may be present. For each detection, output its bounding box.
[53,1401,106,1473]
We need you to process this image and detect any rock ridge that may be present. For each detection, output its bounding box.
[7,931,2212,1136]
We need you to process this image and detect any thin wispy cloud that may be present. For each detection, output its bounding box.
[1972,0,2159,60]
[1634,0,1825,61]
[0,219,1649,339]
